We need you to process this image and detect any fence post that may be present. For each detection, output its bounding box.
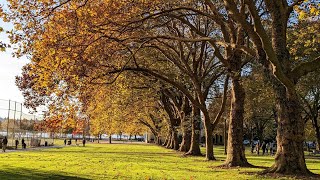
[6,100,10,137]
[20,103,22,130]
[12,101,17,145]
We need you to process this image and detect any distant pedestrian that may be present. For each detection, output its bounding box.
[2,136,8,152]
[82,138,86,147]
[15,139,19,150]
[251,142,255,153]
[262,142,266,155]
[266,142,270,154]
[270,142,275,156]
[22,138,26,149]
[64,139,67,146]
[256,141,260,155]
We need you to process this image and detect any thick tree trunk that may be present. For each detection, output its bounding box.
[172,130,179,150]
[186,106,201,156]
[179,127,191,152]
[224,77,249,167]
[203,112,215,160]
[267,86,311,174]
[179,114,192,152]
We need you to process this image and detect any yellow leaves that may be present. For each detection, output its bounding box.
[310,7,317,14]
[298,11,306,19]
[49,48,56,56]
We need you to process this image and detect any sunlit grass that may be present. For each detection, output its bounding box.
[0,142,318,179]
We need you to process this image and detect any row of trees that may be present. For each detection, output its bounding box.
[2,0,319,175]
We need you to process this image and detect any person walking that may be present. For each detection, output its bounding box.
[64,139,67,146]
[262,141,266,155]
[250,141,255,153]
[82,138,86,147]
[22,138,26,149]
[269,142,274,156]
[256,141,260,155]
[15,139,19,150]
[266,142,270,155]
[2,137,8,152]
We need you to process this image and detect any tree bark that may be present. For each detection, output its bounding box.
[109,135,112,144]
[186,106,201,156]
[172,130,179,150]
[179,111,192,152]
[267,85,311,174]
[166,133,172,149]
[315,126,320,151]
[163,133,170,147]
[224,77,249,167]
[203,111,215,160]
[179,126,191,152]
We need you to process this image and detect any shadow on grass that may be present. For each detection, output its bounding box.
[0,167,89,180]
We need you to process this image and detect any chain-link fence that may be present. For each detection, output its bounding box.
[0,99,54,148]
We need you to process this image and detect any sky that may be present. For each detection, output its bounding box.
[0,5,31,117]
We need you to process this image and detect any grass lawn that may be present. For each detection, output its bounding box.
[0,141,319,180]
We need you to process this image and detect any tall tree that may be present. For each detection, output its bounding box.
[222,0,320,174]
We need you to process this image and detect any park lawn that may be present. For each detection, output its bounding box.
[0,143,318,180]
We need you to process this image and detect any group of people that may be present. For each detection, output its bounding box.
[1,137,27,152]
[64,138,86,147]
[251,140,276,156]
[15,138,27,150]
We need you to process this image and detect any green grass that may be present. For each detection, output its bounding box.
[0,142,319,180]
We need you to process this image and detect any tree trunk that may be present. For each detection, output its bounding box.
[203,111,215,160]
[172,130,179,150]
[179,115,191,152]
[179,128,191,152]
[315,127,320,151]
[109,135,112,144]
[166,133,172,149]
[224,77,249,167]
[186,106,201,156]
[157,135,162,145]
[312,117,320,151]
[267,85,310,174]
[163,133,170,146]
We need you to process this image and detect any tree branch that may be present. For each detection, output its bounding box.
[212,75,229,128]
[291,56,320,83]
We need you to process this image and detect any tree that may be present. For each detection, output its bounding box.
[298,70,320,151]
[222,0,320,174]
[243,66,276,142]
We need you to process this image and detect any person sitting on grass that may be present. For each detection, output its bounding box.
[2,136,8,152]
